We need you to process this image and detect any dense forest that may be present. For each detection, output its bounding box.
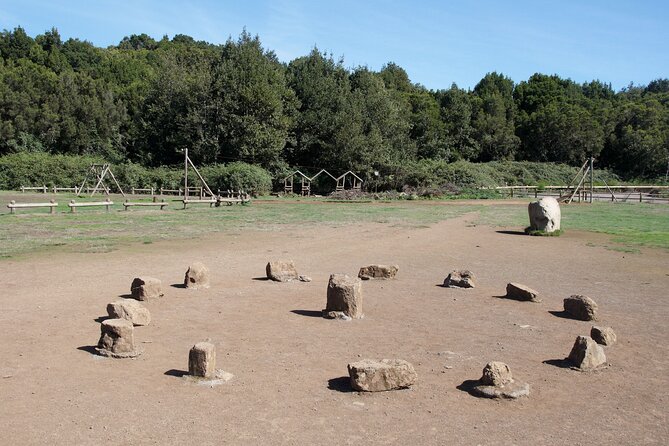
[0,26,668,188]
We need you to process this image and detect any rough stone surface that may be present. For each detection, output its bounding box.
[505,283,541,302]
[358,264,399,280]
[130,277,163,301]
[298,275,312,282]
[107,299,151,326]
[184,262,210,289]
[266,260,299,282]
[528,197,561,233]
[568,335,607,370]
[321,310,351,321]
[564,295,598,321]
[324,274,363,319]
[348,359,417,392]
[97,318,141,358]
[480,361,513,387]
[189,342,216,378]
[444,270,476,288]
[591,326,617,346]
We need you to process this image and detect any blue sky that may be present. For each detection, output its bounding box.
[1,0,667,90]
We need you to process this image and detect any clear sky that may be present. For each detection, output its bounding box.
[1,0,667,91]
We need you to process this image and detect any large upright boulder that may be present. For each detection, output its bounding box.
[107,299,151,326]
[347,359,417,391]
[189,342,216,378]
[324,274,363,319]
[130,277,163,301]
[266,260,299,282]
[564,295,598,321]
[568,336,607,370]
[97,319,141,358]
[528,197,561,233]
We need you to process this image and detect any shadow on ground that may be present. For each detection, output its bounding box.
[164,369,188,377]
[291,310,322,318]
[328,376,354,393]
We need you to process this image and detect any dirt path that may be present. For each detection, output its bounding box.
[1,215,667,445]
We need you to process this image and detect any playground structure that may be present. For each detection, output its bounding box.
[283,169,363,196]
[78,164,126,198]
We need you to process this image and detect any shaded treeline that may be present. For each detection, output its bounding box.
[1,27,668,182]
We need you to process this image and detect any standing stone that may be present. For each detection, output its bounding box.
[184,262,210,289]
[568,336,607,370]
[505,283,541,302]
[358,265,399,280]
[130,277,163,301]
[97,318,141,358]
[188,342,216,378]
[324,274,363,319]
[564,295,598,321]
[444,270,476,288]
[266,260,299,282]
[347,359,417,391]
[107,299,151,326]
[471,361,530,399]
[591,326,617,346]
[528,197,561,233]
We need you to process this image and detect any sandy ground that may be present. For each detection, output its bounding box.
[1,210,668,445]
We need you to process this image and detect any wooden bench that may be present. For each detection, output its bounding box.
[123,199,168,210]
[7,200,58,214]
[68,199,113,213]
[182,198,217,209]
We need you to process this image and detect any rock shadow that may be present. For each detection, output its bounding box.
[164,369,188,377]
[290,309,323,318]
[542,358,573,369]
[252,277,270,281]
[170,283,187,289]
[93,316,109,323]
[495,230,527,236]
[328,376,354,393]
[77,345,99,355]
[455,379,480,396]
[117,293,134,299]
[548,310,575,320]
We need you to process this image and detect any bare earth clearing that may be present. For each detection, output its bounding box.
[1,207,668,445]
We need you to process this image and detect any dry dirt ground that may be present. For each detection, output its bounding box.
[1,211,668,445]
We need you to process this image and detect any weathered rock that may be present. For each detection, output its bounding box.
[348,359,417,391]
[266,260,299,282]
[591,326,616,346]
[189,342,216,378]
[444,270,476,288]
[505,283,541,302]
[480,361,513,386]
[298,275,312,282]
[130,277,163,301]
[568,335,607,370]
[358,264,399,280]
[471,361,530,399]
[97,318,141,358]
[528,197,561,233]
[107,299,151,326]
[564,295,598,321]
[324,274,363,319]
[321,310,351,321]
[184,262,210,289]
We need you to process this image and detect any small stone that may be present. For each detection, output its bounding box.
[358,264,399,280]
[480,361,513,386]
[97,319,141,358]
[184,262,210,289]
[591,326,616,345]
[444,270,476,288]
[298,275,312,282]
[505,283,541,302]
[528,197,561,233]
[564,295,598,321]
[266,260,299,282]
[348,359,417,392]
[323,274,363,319]
[189,342,216,378]
[568,335,607,370]
[106,299,151,326]
[130,277,163,301]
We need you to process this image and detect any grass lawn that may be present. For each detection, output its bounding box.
[1,191,668,258]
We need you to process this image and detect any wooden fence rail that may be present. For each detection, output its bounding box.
[7,199,58,214]
[68,199,113,213]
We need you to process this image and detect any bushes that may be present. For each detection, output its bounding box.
[0,154,272,194]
